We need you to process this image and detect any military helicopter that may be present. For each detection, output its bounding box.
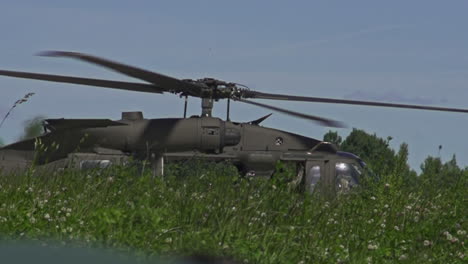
[1,51,468,192]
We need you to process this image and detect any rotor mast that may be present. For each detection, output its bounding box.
[198,78,230,118]
[201,98,214,117]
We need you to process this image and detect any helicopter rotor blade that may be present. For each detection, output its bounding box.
[244,91,468,114]
[38,51,203,96]
[0,70,164,94]
[236,98,345,128]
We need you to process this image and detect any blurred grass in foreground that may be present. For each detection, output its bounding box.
[0,161,466,263]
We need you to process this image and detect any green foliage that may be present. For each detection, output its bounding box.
[20,116,45,140]
[393,143,418,186]
[325,129,417,185]
[420,155,464,187]
[340,129,395,175]
[323,130,342,147]
[0,129,466,262]
[0,161,466,263]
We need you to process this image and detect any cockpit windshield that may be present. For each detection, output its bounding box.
[335,162,362,192]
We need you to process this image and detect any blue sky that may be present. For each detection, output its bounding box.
[1,0,467,171]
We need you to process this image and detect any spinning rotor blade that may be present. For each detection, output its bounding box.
[4,50,466,127]
[38,51,202,96]
[245,91,468,114]
[0,70,163,94]
[236,98,345,128]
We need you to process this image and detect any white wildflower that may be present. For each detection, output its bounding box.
[367,243,378,250]
[444,231,453,241]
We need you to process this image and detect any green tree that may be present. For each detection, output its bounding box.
[323,130,342,147]
[420,155,463,187]
[19,116,46,140]
[326,129,415,181]
[394,143,418,185]
[420,156,443,176]
[338,129,396,176]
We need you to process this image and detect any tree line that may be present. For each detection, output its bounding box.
[324,129,466,186]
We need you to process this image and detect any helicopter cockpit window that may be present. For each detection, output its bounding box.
[335,162,360,192]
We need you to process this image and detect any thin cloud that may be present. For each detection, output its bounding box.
[236,24,408,59]
[344,90,448,105]
[282,24,407,50]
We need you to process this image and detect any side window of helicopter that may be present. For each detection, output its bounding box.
[305,165,321,193]
[335,162,360,192]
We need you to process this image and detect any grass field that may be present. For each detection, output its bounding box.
[0,161,466,263]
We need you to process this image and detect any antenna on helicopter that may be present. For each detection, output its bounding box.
[226,97,231,121]
[183,95,188,118]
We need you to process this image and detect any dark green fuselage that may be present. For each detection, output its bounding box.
[0,114,364,192]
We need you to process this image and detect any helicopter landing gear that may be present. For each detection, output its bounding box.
[150,155,164,177]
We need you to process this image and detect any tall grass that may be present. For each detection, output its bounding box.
[0,161,466,263]
[0,92,35,130]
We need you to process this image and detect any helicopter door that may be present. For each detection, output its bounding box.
[304,160,330,193]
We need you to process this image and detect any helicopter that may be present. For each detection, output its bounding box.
[1,51,468,192]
